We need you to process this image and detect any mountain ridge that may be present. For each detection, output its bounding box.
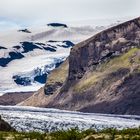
[20,17,140,115]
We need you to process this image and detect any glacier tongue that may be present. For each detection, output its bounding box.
[0,106,140,132]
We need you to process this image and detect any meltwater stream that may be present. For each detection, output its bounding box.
[0,105,140,132]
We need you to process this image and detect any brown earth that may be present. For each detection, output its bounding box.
[0,92,33,105]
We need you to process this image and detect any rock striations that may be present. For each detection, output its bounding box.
[19,17,140,115]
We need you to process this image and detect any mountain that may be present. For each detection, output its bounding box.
[0,23,106,95]
[19,17,140,115]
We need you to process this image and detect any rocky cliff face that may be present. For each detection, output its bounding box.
[66,17,140,86]
[20,17,140,115]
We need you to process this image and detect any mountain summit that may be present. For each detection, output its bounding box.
[20,17,140,115]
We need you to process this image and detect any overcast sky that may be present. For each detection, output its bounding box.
[0,0,139,29]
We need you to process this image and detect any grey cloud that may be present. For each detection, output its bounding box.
[0,0,139,26]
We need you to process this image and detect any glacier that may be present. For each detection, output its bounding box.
[0,106,140,132]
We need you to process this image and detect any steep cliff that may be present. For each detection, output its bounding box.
[20,17,140,115]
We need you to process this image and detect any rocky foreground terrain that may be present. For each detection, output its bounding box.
[20,17,140,115]
[0,115,15,131]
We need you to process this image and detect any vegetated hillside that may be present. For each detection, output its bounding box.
[20,17,140,115]
[0,128,140,140]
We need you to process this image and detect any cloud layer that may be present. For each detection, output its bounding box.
[0,0,139,27]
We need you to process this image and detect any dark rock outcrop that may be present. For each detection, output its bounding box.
[44,82,63,95]
[0,46,7,50]
[0,115,15,131]
[47,23,68,28]
[21,42,41,53]
[18,29,31,33]
[0,51,24,67]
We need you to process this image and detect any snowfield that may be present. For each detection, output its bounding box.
[0,19,127,94]
[0,24,106,94]
[0,106,140,132]
[0,41,72,94]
